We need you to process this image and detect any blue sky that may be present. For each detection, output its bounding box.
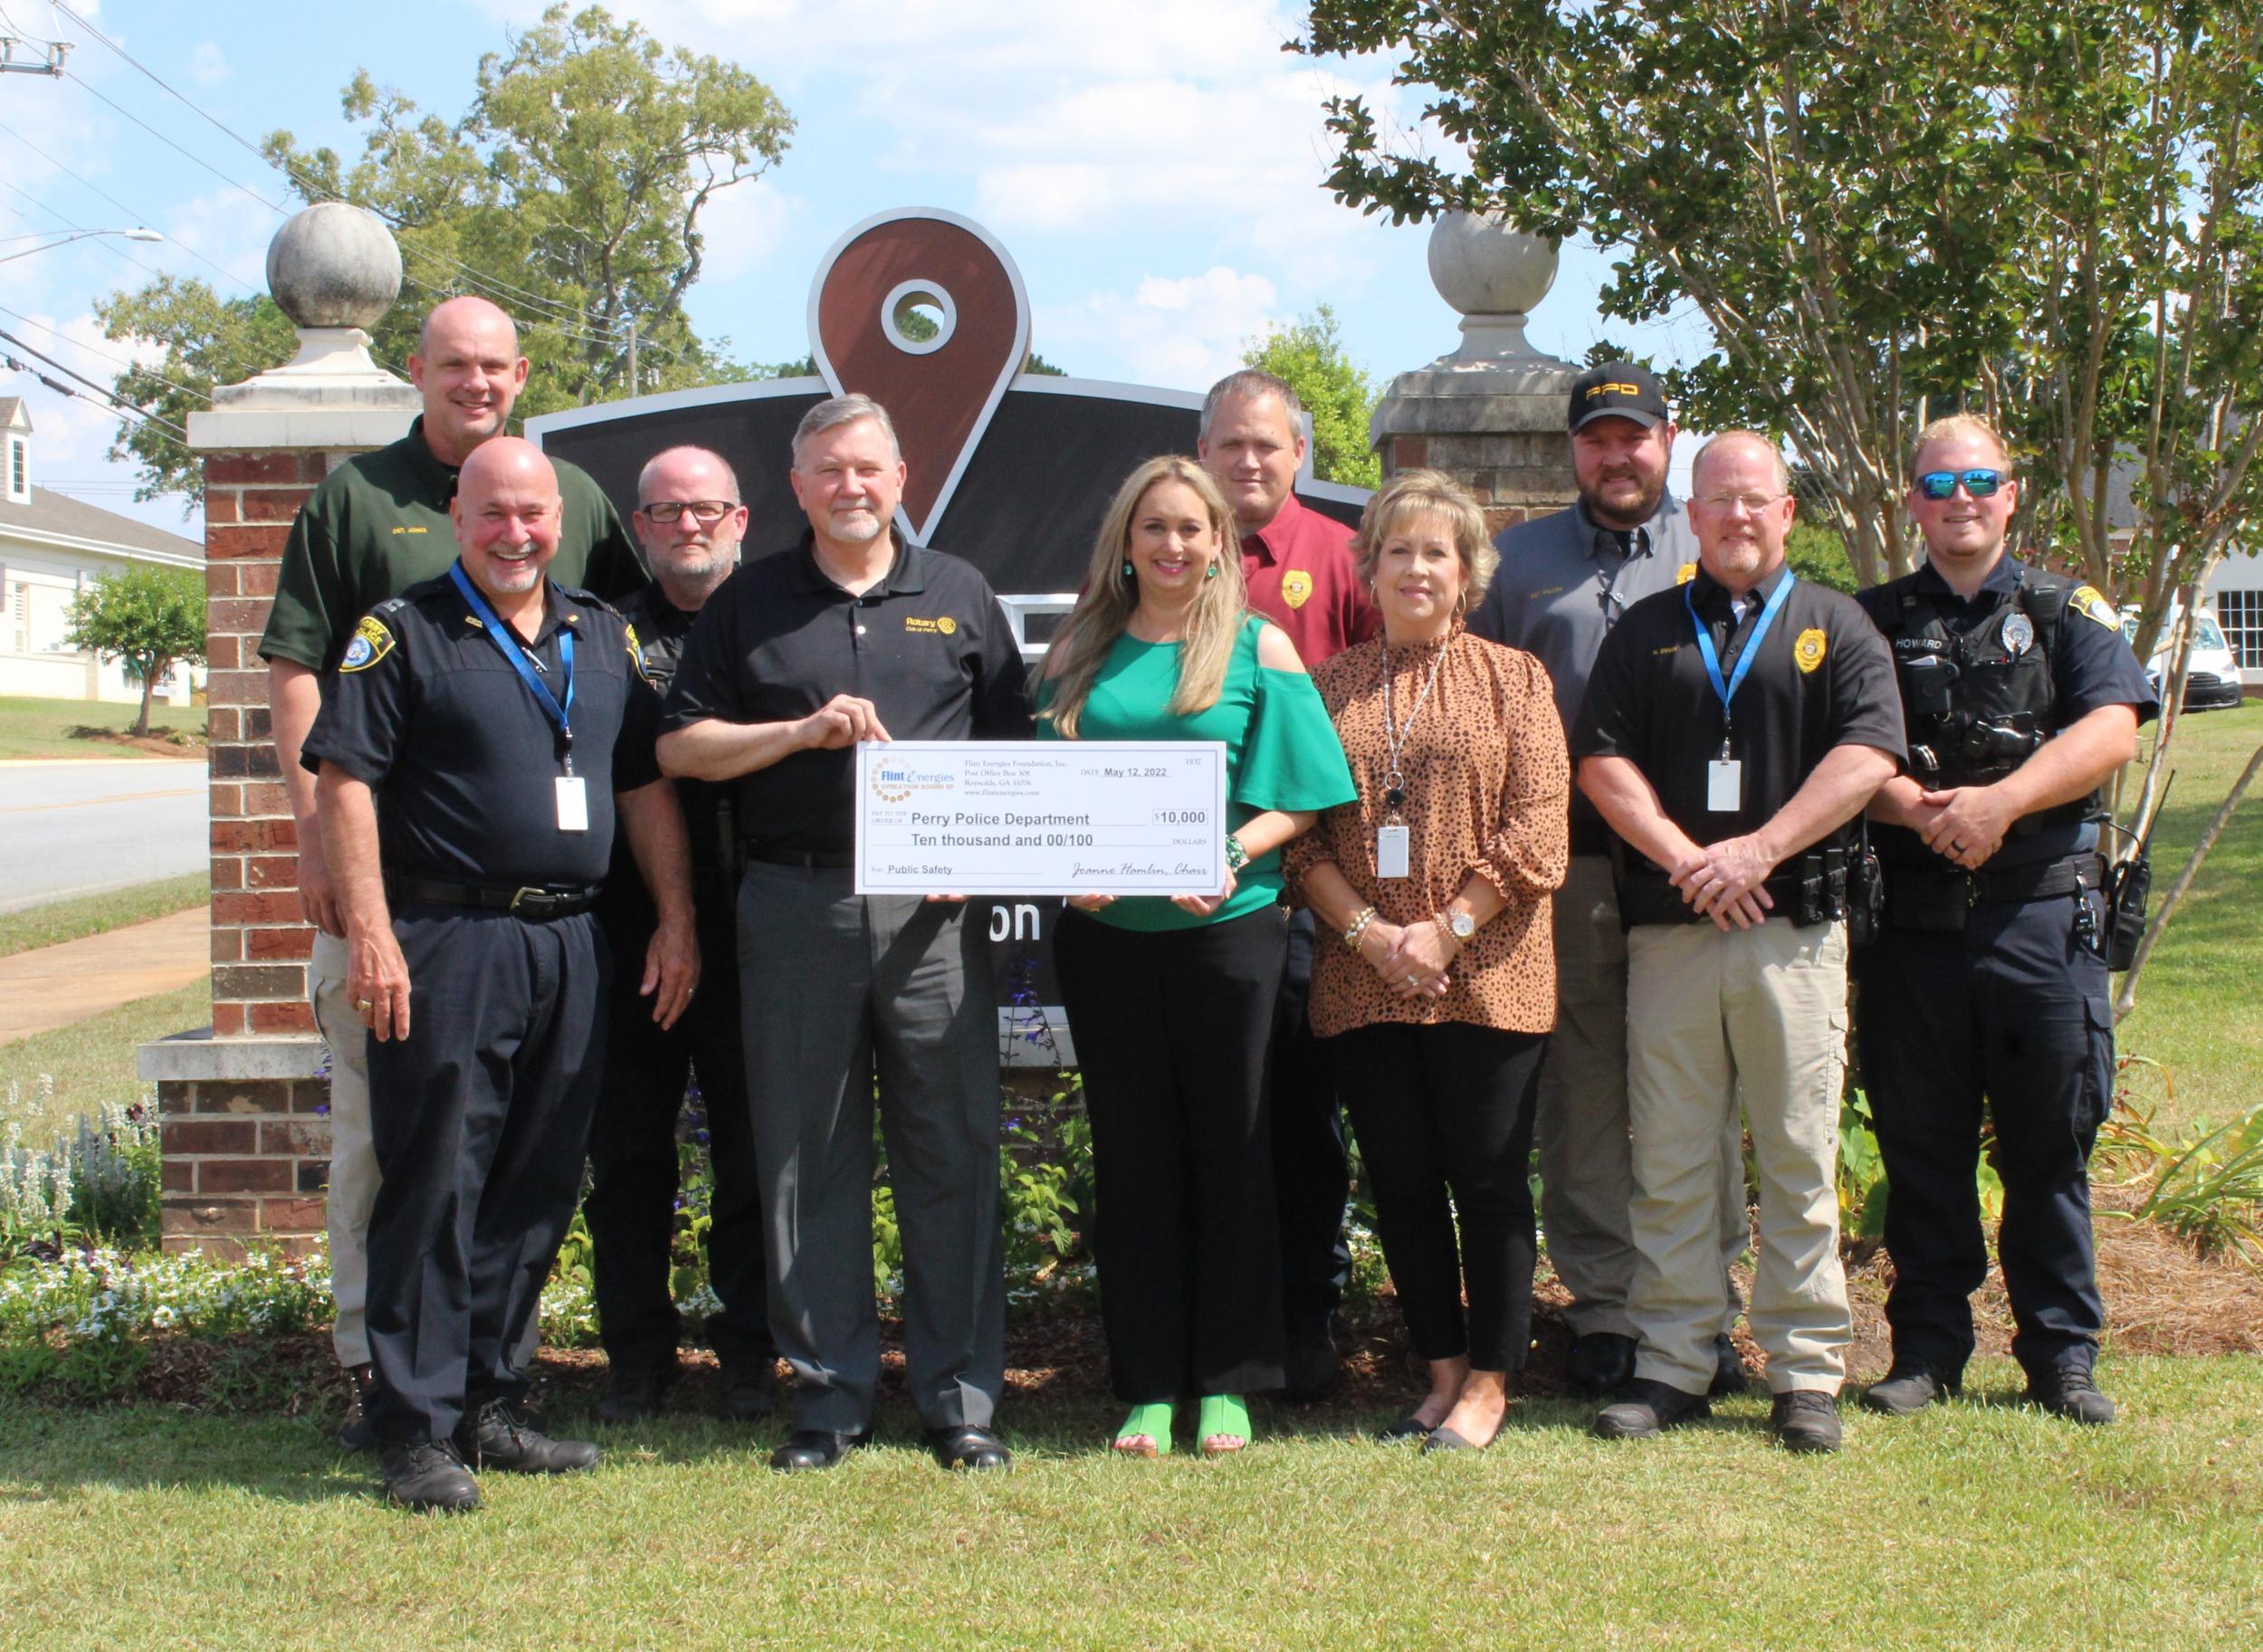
[0,0,1711,534]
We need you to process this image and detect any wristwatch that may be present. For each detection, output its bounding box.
[1437,908,1475,944]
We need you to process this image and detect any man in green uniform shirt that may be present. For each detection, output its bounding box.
[259,294,645,1445]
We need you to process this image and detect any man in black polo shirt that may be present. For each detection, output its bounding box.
[660,394,1032,1474]
[1574,431,1903,1453]
[585,444,777,1425]
[304,439,696,1512]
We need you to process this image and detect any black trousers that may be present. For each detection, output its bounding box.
[582,883,772,1371]
[364,906,608,1446]
[1269,909,1351,1348]
[1331,1020,1546,1370]
[1854,888,2115,1381]
[1055,903,1289,1403]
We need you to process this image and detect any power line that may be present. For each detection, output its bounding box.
[61,72,289,218]
[0,329,185,437]
[0,177,171,286]
[0,299,215,406]
[0,117,263,291]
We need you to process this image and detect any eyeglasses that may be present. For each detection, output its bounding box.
[1695,492,1786,515]
[637,499,738,524]
[1914,469,2005,500]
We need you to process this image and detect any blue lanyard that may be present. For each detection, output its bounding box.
[448,560,576,771]
[1685,570,1795,736]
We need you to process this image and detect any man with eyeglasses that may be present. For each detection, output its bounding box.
[1574,431,1904,1452]
[581,446,778,1427]
[1466,364,1752,1403]
[1852,414,2154,1427]
[259,295,645,1450]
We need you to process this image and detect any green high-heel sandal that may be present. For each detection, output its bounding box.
[1113,1402,1174,1458]
[1198,1394,1250,1457]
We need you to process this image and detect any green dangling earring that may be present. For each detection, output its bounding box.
[1122,560,1135,580]
[1205,562,1218,578]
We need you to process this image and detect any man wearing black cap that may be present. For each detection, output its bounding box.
[1467,363,1751,1399]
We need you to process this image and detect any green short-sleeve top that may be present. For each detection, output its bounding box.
[1037,613,1356,931]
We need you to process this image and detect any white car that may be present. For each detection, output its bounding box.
[2120,605,2245,711]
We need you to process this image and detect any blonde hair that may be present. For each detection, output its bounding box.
[1910,413,2011,477]
[1691,430,1793,497]
[1041,457,1249,739]
[1351,468,1498,615]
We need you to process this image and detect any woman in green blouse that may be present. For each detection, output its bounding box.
[1040,455,1356,1457]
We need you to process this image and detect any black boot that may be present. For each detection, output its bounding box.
[455,1399,601,1474]
[1565,1332,1638,1397]
[595,1363,676,1424]
[339,1361,379,1452]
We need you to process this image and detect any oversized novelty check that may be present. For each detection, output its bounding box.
[855,740,1227,895]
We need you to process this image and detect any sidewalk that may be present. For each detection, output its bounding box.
[0,907,211,1045]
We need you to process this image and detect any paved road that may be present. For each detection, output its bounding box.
[0,760,210,913]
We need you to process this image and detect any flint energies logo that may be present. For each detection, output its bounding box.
[869,760,956,805]
[1280,569,1314,609]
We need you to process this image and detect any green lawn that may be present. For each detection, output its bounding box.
[0,979,209,1149]
[0,693,207,759]
[0,1356,2255,1648]
[2115,699,2263,1136]
[0,874,209,961]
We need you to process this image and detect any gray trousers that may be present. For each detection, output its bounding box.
[737,864,1005,1433]
[1538,855,1747,1340]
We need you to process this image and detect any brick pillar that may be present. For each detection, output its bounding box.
[139,205,420,1255]
[1370,214,1579,534]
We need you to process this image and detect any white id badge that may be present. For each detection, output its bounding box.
[1705,759,1742,813]
[555,775,590,832]
[1376,824,1410,879]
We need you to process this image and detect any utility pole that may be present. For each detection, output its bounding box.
[0,35,68,76]
[625,316,639,397]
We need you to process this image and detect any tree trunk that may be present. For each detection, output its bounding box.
[131,657,158,739]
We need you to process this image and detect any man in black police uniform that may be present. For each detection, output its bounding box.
[1856,414,2153,1426]
[659,394,1032,1474]
[261,294,642,1444]
[1576,432,1903,1453]
[305,439,697,1512]
[1468,364,1752,1400]
[585,444,776,1424]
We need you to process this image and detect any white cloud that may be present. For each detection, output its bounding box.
[692,175,802,278]
[1036,265,1281,391]
[0,307,195,530]
[187,41,228,86]
[150,188,276,296]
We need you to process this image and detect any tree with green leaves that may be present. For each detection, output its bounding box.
[100,3,793,506]
[64,565,205,738]
[1242,305,1380,488]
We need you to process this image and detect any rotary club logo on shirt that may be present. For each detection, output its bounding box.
[1280,569,1314,609]
[1793,626,1829,673]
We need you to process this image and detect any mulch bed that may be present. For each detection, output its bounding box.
[109,1207,2263,1424]
[62,727,205,757]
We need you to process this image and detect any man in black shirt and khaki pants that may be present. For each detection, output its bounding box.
[1573,431,1905,1453]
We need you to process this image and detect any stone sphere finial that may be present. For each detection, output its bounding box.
[1428,210,1558,319]
[266,203,403,331]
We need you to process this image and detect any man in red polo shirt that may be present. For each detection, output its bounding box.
[1198,368,1380,1399]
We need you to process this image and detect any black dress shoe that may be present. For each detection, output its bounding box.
[1566,1332,1638,1397]
[1770,1389,1843,1453]
[1281,1334,1341,1404]
[769,1428,868,1473]
[926,1424,1012,1471]
[1374,1414,1433,1444]
[2026,1365,2116,1427]
[379,1439,481,1513]
[455,1399,601,1474]
[1592,1378,1711,1439]
[339,1361,378,1452]
[596,1363,676,1424]
[717,1361,777,1423]
[1709,1332,1753,1398]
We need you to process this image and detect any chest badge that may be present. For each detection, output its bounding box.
[2001,610,2036,656]
[1280,569,1314,609]
[1676,562,1698,586]
[1793,626,1828,673]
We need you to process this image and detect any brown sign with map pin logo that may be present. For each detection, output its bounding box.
[807,208,1031,546]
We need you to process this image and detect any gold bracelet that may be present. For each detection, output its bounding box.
[1342,906,1379,950]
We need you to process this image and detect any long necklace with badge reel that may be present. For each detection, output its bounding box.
[1685,573,1796,813]
[448,561,587,832]
[1376,633,1450,878]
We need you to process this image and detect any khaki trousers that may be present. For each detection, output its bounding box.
[1539,855,1747,1340]
[312,926,539,1374]
[1625,919,1851,1395]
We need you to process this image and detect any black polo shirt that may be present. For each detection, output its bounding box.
[660,533,1034,856]
[302,570,661,889]
[1573,564,1905,852]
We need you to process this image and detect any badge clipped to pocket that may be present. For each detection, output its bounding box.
[1706,759,1742,813]
[555,775,590,833]
[1376,824,1410,880]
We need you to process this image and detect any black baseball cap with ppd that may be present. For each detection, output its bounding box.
[1569,363,1671,432]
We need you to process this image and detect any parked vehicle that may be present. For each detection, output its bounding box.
[2120,604,2245,711]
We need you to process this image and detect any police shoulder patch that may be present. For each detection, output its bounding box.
[1676,562,1699,586]
[2070,584,2120,628]
[624,622,656,686]
[1793,625,1829,673]
[339,614,396,673]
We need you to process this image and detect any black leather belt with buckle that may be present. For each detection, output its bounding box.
[387,874,603,919]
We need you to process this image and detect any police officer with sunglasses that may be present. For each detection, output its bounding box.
[1854,414,2156,1426]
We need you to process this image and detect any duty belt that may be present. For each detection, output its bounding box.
[1881,852,2102,932]
[387,874,604,920]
